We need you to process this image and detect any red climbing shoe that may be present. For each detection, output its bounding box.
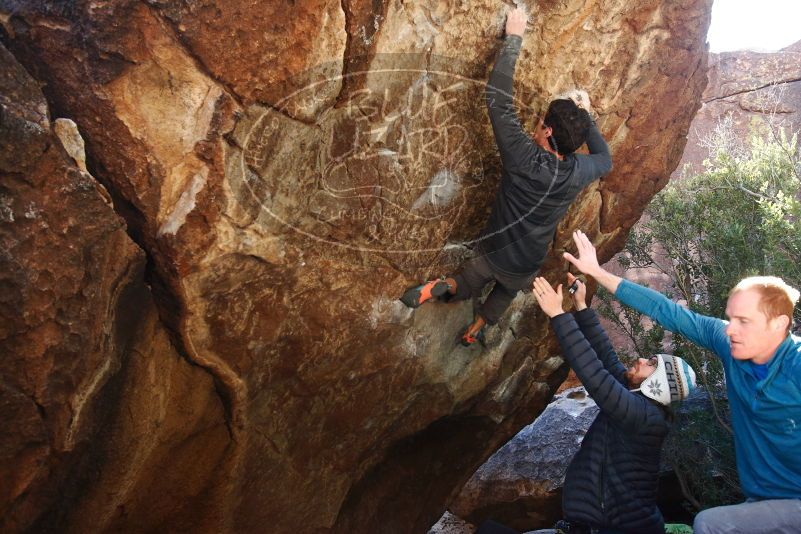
[460,325,486,347]
[400,278,451,308]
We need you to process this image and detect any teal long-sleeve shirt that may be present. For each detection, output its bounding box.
[615,279,801,500]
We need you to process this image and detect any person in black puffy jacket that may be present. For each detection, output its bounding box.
[532,273,697,534]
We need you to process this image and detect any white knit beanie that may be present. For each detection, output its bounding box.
[636,354,697,405]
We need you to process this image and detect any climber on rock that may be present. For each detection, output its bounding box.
[532,272,697,534]
[399,6,612,346]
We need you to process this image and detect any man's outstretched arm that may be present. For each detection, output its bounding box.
[562,230,623,294]
[563,230,730,357]
[485,8,548,171]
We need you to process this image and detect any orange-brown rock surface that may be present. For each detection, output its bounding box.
[0,1,711,532]
[0,41,230,533]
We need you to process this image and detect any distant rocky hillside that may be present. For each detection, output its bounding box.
[675,40,801,178]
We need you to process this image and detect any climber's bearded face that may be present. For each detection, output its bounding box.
[532,119,553,150]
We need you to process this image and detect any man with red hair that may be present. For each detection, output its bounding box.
[563,229,801,534]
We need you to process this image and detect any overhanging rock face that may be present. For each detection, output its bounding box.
[0,1,711,532]
[0,42,230,534]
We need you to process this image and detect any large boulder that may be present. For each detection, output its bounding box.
[0,42,230,533]
[449,387,598,531]
[0,1,712,532]
[676,39,801,178]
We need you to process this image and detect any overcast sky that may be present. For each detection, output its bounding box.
[708,0,801,52]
